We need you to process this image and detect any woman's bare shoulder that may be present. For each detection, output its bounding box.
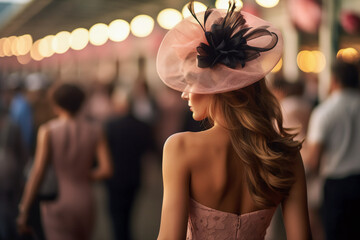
[164,132,197,152]
[163,131,208,161]
[167,130,211,146]
[164,130,222,168]
[161,133,192,178]
[37,123,51,136]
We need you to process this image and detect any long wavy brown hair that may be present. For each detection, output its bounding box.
[208,79,301,208]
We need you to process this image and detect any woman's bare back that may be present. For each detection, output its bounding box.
[180,125,262,215]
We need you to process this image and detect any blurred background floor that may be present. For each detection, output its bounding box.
[132,157,162,240]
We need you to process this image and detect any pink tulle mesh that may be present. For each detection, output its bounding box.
[156,10,283,94]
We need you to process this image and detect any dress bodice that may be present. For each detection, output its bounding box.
[187,199,276,240]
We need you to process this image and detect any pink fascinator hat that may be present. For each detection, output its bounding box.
[156,1,283,94]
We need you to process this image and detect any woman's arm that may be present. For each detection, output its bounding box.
[91,132,113,180]
[282,152,312,240]
[17,125,50,233]
[158,134,190,240]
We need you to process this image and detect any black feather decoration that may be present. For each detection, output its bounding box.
[187,0,278,69]
[187,1,213,32]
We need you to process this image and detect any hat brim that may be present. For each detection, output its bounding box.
[156,10,283,94]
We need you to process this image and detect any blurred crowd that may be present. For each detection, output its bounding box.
[267,60,360,240]
[0,56,202,240]
[0,58,359,240]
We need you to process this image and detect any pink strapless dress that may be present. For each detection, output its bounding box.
[187,199,276,240]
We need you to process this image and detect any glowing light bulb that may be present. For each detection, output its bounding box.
[10,36,20,56]
[297,50,326,73]
[255,0,279,8]
[0,38,6,57]
[89,23,109,46]
[70,28,89,50]
[108,19,130,42]
[157,8,183,30]
[312,50,326,73]
[39,35,55,58]
[215,0,243,10]
[271,58,282,73]
[3,37,13,56]
[337,47,360,63]
[52,31,71,54]
[130,15,154,37]
[17,34,33,55]
[336,49,344,58]
[31,39,44,61]
[297,50,314,73]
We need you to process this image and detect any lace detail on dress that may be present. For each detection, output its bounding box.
[187,199,276,240]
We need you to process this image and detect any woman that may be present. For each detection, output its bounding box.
[17,83,113,240]
[156,1,311,239]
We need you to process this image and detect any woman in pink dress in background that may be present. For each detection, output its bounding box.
[156,1,311,239]
[17,83,113,240]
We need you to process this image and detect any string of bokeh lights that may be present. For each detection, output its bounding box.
[0,0,359,72]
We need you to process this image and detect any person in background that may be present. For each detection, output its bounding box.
[0,79,28,240]
[270,77,312,143]
[270,77,323,240]
[84,80,114,123]
[304,60,360,240]
[17,83,113,240]
[156,1,311,239]
[7,73,34,151]
[105,87,154,240]
[21,72,53,240]
[81,79,115,240]
[25,72,55,138]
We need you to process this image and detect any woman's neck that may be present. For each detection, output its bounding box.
[212,112,228,129]
[58,111,74,120]
[210,121,229,135]
[54,105,75,120]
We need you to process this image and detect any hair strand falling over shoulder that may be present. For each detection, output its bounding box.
[209,79,302,208]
